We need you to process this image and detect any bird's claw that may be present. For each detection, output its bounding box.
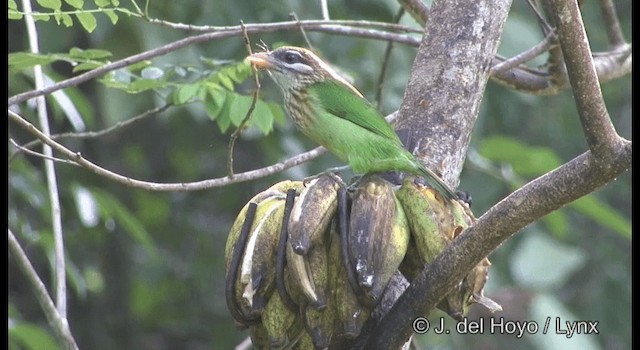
[303,166,350,187]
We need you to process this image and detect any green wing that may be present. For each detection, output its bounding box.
[309,79,402,143]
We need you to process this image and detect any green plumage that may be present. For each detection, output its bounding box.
[247,47,457,200]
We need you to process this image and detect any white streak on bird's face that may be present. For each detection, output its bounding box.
[267,47,362,97]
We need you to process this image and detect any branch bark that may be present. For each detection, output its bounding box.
[394,0,512,189]
[366,142,630,349]
[8,229,79,350]
[364,0,631,348]
[545,0,622,158]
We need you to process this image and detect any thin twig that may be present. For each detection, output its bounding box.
[526,0,553,33]
[375,7,405,109]
[398,0,429,25]
[290,12,315,51]
[599,0,626,47]
[227,22,261,177]
[143,18,422,33]
[8,21,423,107]
[9,138,79,165]
[490,31,555,75]
[20,0,67,321]
[9,104,172,163]
[9,109,328,191]
[8,229,79,350]
[10,107,400,191]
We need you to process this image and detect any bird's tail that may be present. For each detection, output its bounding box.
[418,165,458,200]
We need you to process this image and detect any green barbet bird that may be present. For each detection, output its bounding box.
[246,46,457,200]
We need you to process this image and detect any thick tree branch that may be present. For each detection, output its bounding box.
[395,0,512,189]
[366,141,631,349]
[8,229,79,350]
[546,0,622,158]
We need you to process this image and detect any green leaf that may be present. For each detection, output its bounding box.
[94,0,110,6]
[60,12,73,26]
[252,100,275,134]
[36,0,62,10]
[228,93,254,126]
[64,0,84,9]
[8,9,23,20]
[175,83,200,105]
[110,0,119,5]
[32,12,51,21]
[75,12,97,33]
[8,0,22,20]
[204,86,226,120]
[571,194,631,239]
[126,78,169,93]
[69,47,112,60]
[72,61,104,72]
[9,52,59,71]
[126,60,152,72]
[217,93,234,132]
[103,9,118,24]
[217,73,234,90]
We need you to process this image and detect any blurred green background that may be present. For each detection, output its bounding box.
[8,0,631,349]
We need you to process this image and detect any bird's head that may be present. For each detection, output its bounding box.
[246,46,360,96]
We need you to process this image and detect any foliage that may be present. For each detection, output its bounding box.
[8,0,631,349]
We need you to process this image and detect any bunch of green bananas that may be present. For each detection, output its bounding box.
[224,174,501,349]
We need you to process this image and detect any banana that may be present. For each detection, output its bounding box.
[261,290,299,348]
[288,174,341,255]
[286,229,330,309]
[300,231,341,349]
[348,175,410,306]
[248,322,270,350]
[395,177,450,267]
[224,180,304,325]
[292,329,315,350]
[396,177,501,318]
[442,200,502,318]
[225,180,304,277]
[329,226,370,340]
[240,196,285,315]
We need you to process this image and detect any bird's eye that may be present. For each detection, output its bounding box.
[283,51,302,64]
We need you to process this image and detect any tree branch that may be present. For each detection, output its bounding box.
[9,109,328,191]
[545,0,622,158]
[8,229,79,350]
[7,21,423,107]
[395,0,512,189]
[366,141,631,349]
[599,0,626,47]
[21,0,67,321]
[9,104,172,163]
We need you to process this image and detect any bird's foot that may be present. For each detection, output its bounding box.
[303,165,350,187]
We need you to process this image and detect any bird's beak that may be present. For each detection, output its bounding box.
[246,52,274,70]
